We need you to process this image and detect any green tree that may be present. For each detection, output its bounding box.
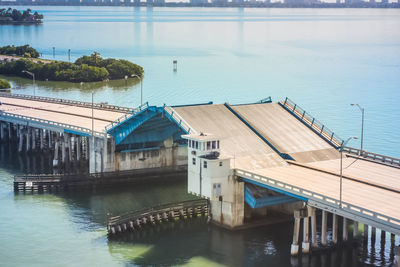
[0,78,11,89]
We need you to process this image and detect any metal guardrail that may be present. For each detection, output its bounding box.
[235,169,400,235]
[108,199,208,226]
[0,110,105,137]
[163,105,196,134]
[280,97,344,148]
[104,102,148,132]
[343,146,400,167]
[0,92,133,112]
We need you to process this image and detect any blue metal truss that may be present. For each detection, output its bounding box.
[244,185,299,209]
[106,105,188,146]
[241,177,308,202]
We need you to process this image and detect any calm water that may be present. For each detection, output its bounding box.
[0,6,400,266]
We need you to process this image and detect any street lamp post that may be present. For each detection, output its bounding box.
[339,136,358,208]
[22,70,35,97]
[131,74,143,106]
[350,104,364,156]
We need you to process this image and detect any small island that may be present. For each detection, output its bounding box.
[0,46,144,83]
[0,8,43,24]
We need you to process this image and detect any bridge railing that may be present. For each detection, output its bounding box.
[163,105,196,134]
[280,97,343,148]
[0,92,133,112]
[0,110,105,137]
[104,102,148,132]
[235,168,400,235]
[343,146,400,167]
[108,199,208,226]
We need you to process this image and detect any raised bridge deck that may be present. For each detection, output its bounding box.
[172,98,400,235]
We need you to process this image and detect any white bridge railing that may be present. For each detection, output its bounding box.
[343,146,400,167]
[235,168,400,235]
[0,93,133,112]
[163,105,197,134]
[0,111,105,138]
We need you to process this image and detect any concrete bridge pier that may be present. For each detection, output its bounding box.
[61,133,66,164]
[321,210,328,246]
[89,136,106,173]
[32,128,36,151]
[18,127,24,152]
[332,214,338,245]
[310,207,317,249]
[302,216,310,253]
[364,224,369,240]
[53,134,60,167]
[353,221,359,239]
[26,127,31,152]
[48,130,53,150]
[66,133,72,162]
[343,218,348,242]
[291,216,301,256]
[40,129,44,150]
[76,136,81,161]
[0,122,4,142]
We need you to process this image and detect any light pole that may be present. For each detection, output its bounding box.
[22,70,35,97]
[350,103,364,156]
[131,74,143,106]
[340,136,358,208]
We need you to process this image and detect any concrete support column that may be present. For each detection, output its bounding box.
[48,131,52,149]
[8,123,12,141]
[364,224,369,239]
[40,129,44,150]
[353,221,358,238]
[302,217,310,253]
[371,227,376,243]
[0,122,4,141]
[291,217,300,256]
[76,136,81,161]
[310,207,317,248]
[66,133,72,162]
[62,134,66,163]
[395,245,400,267]
[32,129,36,150]
[85,137,89,160]
[53,136,59,167]
[321,210,328,246]
[343,217,348,241]
[332,214,338,245]
[26,128,31,151]
[18,127,24,152]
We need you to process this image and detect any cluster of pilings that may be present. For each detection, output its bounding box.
[291,206,400,262]
[0,121,90,169]
[108,200,209,236]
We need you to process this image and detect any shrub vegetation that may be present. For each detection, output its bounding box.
[0,45,40,58]
[0,78,11,89]
[0,52,144,83]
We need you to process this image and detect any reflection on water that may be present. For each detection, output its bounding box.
[1,75,140,94]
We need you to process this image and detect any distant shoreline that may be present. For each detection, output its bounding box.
[1,2,399,8]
